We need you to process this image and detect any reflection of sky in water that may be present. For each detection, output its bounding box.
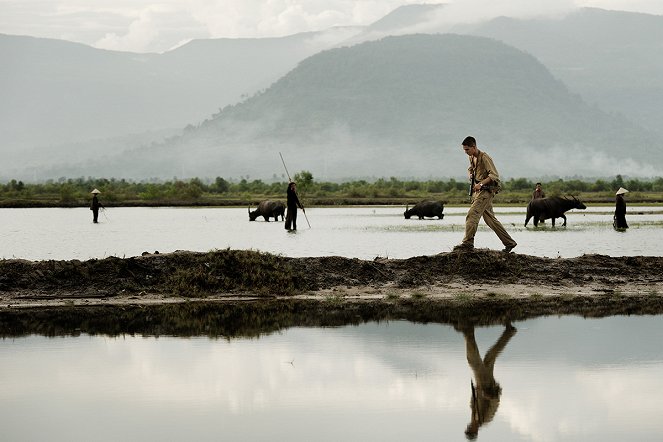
[1,206,662,260]
[1,316,663,441]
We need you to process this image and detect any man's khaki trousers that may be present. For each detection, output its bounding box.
[462,191,516,247]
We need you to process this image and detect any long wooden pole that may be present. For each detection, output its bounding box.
[279,152,292,182]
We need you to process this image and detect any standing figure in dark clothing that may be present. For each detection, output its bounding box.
[285,182,304,231]
[456,322,517,440]
[90,188,104,223]
[614,187,629,230]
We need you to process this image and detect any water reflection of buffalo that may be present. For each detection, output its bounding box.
[525,196,586,227]
[249,200,285,222]
[404,201,445,219]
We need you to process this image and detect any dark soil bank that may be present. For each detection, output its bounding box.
[2,249,663,297]
[1,249,663,336]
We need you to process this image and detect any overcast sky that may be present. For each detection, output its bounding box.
[2,0,662,53]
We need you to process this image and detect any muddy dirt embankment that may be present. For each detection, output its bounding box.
[1,249,663,336]
[0,248,662,303]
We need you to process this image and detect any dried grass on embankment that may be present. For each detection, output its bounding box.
[1,249,663,337]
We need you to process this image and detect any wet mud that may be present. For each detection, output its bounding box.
[1,249,663,336]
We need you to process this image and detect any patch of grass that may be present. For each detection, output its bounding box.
[598,289,623,300]
[164,249,303,297]
[324,294,344,305]
[529,293,544,300]
[454,292,472,302]
[385,291,400,300]
[410,291,427,299]
[486,292,508,299]
[560,292,575,301]
[167,267,214,297]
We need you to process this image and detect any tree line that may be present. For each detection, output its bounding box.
[1,174,663,206]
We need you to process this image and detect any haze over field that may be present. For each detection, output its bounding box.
[2,1,663,180]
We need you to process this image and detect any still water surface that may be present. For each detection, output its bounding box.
[2,316,662,441]
[1,206,662,260]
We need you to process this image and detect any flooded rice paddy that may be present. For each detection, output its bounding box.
[2,316,663,441]
[1,205,662,261]
[3,205,663,441]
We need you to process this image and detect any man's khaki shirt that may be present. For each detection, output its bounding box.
[468,150,501,189]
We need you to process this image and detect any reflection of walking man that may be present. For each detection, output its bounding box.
[90,189,103,223]
[285,182,304,231]
[458,322,517,440]
[453,136,517,253]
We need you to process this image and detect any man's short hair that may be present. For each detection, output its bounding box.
[462,136,476,147]
[536,182,542,186]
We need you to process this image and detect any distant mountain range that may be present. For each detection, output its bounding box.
[38,34,663,180]
[3,5,663,180]
[469,7,663,136]
[0,27,357,156]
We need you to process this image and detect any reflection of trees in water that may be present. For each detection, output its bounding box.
[0,301,354,338]
[0,301,521,338]
[457,322,517,440]
[2,299,658,339]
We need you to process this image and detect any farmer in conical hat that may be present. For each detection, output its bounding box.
[614,187,629,230]
[90,189,104,223]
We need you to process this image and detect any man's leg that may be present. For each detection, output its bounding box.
[482,199,517,248]
[285,209,292,230]
[461,193,491,246]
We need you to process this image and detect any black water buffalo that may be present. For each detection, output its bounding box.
[249,200,285,222]
[525,196,586,227]
[404,201,445,219]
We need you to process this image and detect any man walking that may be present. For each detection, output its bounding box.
[454,136,517,252]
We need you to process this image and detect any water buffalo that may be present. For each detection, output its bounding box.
[249,200,285,222]
[525,196,586,227]
[404,201,445,219]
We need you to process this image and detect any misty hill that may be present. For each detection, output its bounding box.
[364,3,446,34]
[469,8,663,135]
[346,5,663,135]
[0,28,357,153]
[6,5,663,181]
[57,34,662,180]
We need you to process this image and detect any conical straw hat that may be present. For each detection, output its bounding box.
[615,187,629,195]
[91,188,101,194]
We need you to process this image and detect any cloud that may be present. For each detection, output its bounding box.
[189,1,420,39]
[2,0,663,53]
[92,3,214,53]
[577,0,663,15]
[95,7,160,52]
[1,1,428,52]
[417,0,577,33]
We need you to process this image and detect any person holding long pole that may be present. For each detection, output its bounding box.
[279,152,310,230]
[285,181,305,231]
